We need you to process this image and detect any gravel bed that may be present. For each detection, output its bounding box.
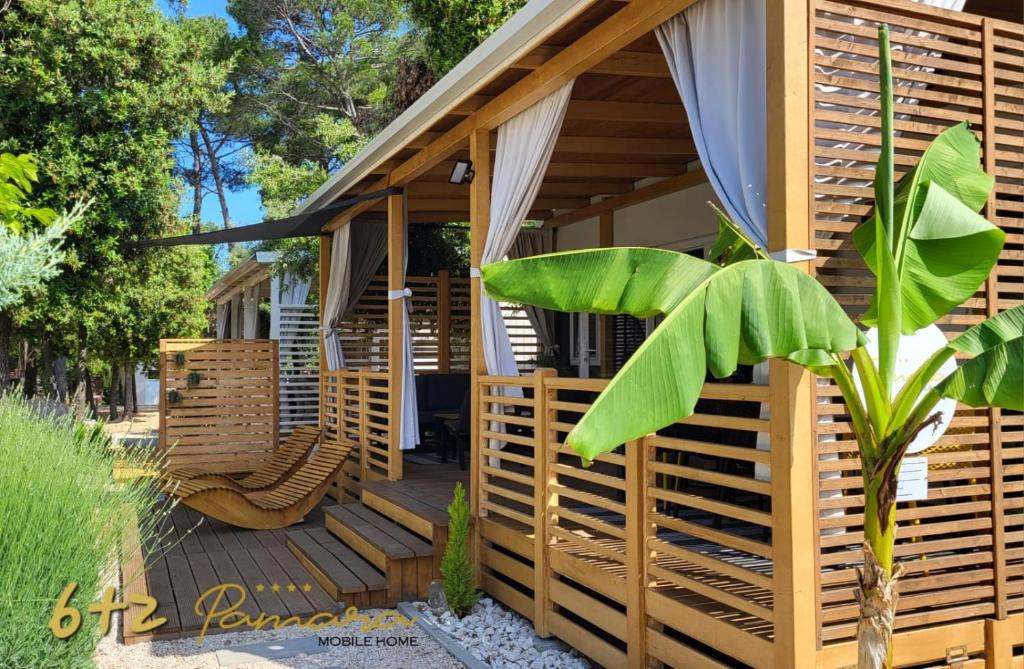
[93,609,465,669]
[409,598,590,669]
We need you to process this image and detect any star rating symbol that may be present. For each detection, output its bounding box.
[302,583,312,592]
[287,584,297,592]
[255,584,265,593]
[271,583,281,593]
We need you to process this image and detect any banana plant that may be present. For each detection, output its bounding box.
[481,25,1021,669]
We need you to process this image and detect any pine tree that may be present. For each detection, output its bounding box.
[440,482,480,617]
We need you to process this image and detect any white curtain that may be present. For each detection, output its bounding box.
[508,228,555,354]
[656,0,768,247]
[242,284,259,338]
[396,195,419,450]
[322,220,387,371]
[280,270,311,306]
[215,302,228,339]
[480,81,574,381]
[229,294,241,338]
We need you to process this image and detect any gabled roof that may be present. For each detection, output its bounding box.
[205,252,279,303]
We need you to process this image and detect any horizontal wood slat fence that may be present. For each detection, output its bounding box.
[159,339,279,474]
[321,369,393,488]
[809,1,1023,665]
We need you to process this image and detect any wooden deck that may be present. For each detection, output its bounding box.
[121,456,469,644]
[121,503,337,644]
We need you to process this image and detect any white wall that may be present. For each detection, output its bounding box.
[555,180,723,254]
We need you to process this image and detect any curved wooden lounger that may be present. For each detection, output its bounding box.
[163,426,322,492]
[167,440,354,530]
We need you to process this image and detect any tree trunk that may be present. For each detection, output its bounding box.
[73,326,88,417]
[53,355,68,403]
[108,364,120,422]
[856,490,900,669]
[189,130,204,226]
[40,339,55,398]
[123,362,136,417]
[198,123,233,250]
[0,310,11,398]
[84,367,96,419]
[21,342,36,398]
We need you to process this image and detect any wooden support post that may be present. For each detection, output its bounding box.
[469,128,491,571]
[532,367,556,637]
[766,0,817,665]
[387,194,405,481]
[981,18,1007,622]
[318,234,331,429]
[271,339,280,448]
[158,339,167,450]
[438,269,452,374]
[359,368,369,483]
[598,211,615,377]
[625,435,654,668]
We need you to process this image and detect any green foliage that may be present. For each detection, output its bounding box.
[0,0,228,370]
[407,0,526,74]
[226,0,408,166]
[0,153,57,234]
[0,153,86,310]
[0,395,173,667]
[707,202,769,265]
[440,482,479,617]
[484,251,865,461]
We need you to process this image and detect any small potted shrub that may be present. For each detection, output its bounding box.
[166,388,182,403]
[186,371,201,388]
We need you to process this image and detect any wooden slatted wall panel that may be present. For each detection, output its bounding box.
[277,304,320,434]
[475,372,775,668]
[476,374,540,624]
[988,20,1024,621]
[450,277,472,372]
[810,0,1024,645]
[360,370,392,480]
[336,277,389,369]
[159,339,278,474]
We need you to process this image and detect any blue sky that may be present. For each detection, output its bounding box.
[158,0,265,227]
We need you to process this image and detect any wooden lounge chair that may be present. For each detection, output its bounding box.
[166,440,354,530]
[163,425,322,492]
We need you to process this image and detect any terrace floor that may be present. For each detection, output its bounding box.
[120,455,470,644]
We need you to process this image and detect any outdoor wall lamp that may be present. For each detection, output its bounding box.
[448,159,475,185]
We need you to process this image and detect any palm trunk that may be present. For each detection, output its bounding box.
[857,482,901,669]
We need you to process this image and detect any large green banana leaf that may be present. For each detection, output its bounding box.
[950,304,1024,356]
[707,203,769,265]
[938,337,1023,410]
[854,122,1001,333]
[483,251,864,461]
[482,247,717,318]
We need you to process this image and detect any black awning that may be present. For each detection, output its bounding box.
[126,187,402,248]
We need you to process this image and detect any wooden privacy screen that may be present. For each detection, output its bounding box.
[810,0,1023,649]
[321,369,392,488]
[159,339,279,474]
[335,273,540,374]
[476,370,774,669]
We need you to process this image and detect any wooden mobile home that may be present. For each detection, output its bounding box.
[154,0,1022,666]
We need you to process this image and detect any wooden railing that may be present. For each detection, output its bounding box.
[322,368,394,488]
[476,369,774,668]
[159,339,279,474]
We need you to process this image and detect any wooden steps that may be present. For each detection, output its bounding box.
[360,480,453,574]
[323,503,434,603]
[285,528,388,608]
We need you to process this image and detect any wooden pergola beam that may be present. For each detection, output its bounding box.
[453,97,686,123]
[406,133,695,155]
[323,0,699,233]
[545,167,706,227]
[513,46,671,77]
[406,181,635,199]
